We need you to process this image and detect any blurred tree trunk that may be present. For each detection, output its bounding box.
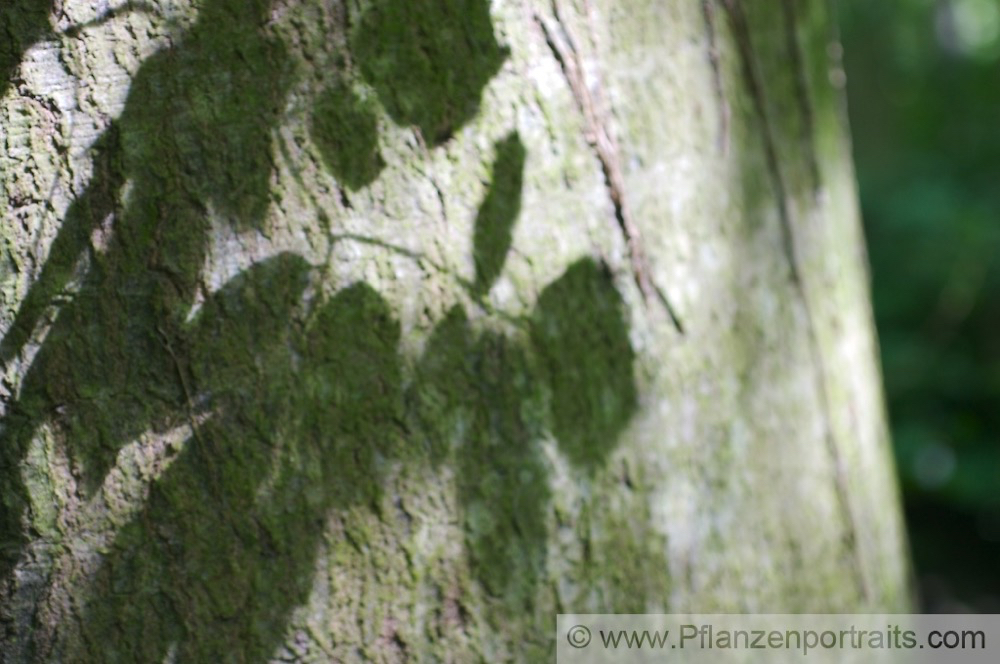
[0,0,910,660]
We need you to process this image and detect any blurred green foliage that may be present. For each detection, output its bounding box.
[841,0,1000,609]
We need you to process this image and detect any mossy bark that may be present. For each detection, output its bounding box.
[1,0,910,661]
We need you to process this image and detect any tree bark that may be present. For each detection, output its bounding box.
[0,0,910,660]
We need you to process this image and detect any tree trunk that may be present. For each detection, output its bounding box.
[0,0,910,660]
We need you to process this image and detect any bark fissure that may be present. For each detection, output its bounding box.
[780,0,821,192]
[534,1,684,334]
[701,0,731,156]
[720,0,870,603]
[155,324,204,449]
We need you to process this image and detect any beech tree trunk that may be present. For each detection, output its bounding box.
[1,0,910,661]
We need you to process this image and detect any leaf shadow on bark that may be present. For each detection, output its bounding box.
[350,0,508,146]
[408,255,639,623]
[0,0,55,99]
[0,1,310,659]
[1,0,645,658]
[68,265,404,663]
[409,132,640,623]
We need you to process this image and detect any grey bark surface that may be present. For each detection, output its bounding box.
[0,0,910,661]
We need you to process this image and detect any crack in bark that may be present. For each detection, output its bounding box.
[534,1,684,334]
[719,0,870,603]
[780,0,820,192]
[429,176,449,228]
[335,183,353,210]
[156,325,206,450]
[701,0,731,156]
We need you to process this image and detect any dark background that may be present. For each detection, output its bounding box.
[840,0,1000,611]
